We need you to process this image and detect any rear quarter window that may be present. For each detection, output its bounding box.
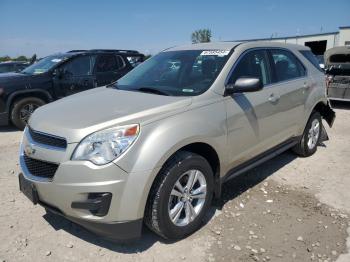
[270,49,306,82]
[300,50,323,72]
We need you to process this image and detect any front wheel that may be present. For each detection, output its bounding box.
[145,151,213,239]
[292,112,322,157]
[10,97,46,130]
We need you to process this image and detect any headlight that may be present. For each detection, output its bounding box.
[72,124,139,165]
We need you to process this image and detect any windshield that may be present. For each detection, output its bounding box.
[115,50,231,96]
[22,55,68,75]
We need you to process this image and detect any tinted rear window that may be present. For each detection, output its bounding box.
[330,54,350,63]
[300,50,323,72]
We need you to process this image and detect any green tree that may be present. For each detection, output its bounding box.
[14,55,29,61]
[0,56,11,62]
[191,29,212,44]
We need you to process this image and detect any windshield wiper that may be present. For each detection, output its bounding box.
[136,87,170,96]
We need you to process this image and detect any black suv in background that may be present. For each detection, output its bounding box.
[0,49,144,129]
[0,61,29,73]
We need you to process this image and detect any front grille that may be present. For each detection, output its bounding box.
[28,127,67,149]
[23,154,59,179]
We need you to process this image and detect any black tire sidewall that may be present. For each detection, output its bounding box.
[156,154,214,239]
[11,97,45,130]
[302,112,322,156]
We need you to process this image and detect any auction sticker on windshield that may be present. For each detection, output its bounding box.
[200,50,230,57]
[51,59,62,63]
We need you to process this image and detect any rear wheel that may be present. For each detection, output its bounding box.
[145,151,213,239]
[10,97,45,130]
[292,112,322,157]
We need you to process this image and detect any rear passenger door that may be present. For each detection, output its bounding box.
[268,48,308,137]
[94,54,127,86]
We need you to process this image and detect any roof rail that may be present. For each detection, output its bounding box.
[67,50,88,53]
[88,49,140,54]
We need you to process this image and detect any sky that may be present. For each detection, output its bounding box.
[0,0,349,57]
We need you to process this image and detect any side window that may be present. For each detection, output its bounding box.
[61,55,92,76]
[299,50,323,72]
[126,55,144,67]
[229,50,271,86]
[271,49,306,82]
[115,55,125,69]
[95,55,123,73]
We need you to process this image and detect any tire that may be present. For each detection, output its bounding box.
[292,112,322,157]
[10,97,46,130]
[145,151,214,239]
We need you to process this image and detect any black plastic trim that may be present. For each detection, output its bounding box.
[71,193,112,217]
[222,137,299,184]
[41,196,142,241]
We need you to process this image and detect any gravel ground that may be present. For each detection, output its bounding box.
[0,102,349,262]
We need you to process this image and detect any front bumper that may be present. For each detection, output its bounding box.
[18,127,157,241]
[25,181,143,242]
[328,84,350,101]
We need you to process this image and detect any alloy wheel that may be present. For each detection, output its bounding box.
[19,103,39,123]
[168,169,207,227]
[307,118,320,150]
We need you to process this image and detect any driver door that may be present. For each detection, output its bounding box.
[53,55,96,98]
[225,49,284,170]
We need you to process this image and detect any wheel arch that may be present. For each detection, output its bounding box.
[310,100,335,127]
[7,89,52,112]
[140,141,222,219]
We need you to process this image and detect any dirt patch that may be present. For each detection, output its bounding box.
[206,179,348,262]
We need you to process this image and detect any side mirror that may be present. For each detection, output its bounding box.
[225,77,263,95]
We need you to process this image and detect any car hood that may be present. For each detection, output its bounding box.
[0,72,31,84]
[29,87,192,143]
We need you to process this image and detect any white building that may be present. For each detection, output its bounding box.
[236,26,350,55]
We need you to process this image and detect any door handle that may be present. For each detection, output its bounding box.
[268,93,280,103]
[303,82,311,89]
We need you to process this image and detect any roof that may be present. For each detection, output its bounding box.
[165,41,309,52]
[67,49,141,55]
[230,31,339,42]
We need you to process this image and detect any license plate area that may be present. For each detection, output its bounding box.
[19,173,39,205]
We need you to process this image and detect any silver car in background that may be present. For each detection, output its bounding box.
[18,41,335,241]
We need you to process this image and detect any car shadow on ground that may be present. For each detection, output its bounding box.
[43,150,298,253]
[331,100,350,110]
[0,125,18,132]
[214,151,297,210]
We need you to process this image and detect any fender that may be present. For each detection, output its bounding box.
[115,104,227,218]
[6,89,53,112]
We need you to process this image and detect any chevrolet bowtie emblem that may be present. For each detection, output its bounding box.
[24,144,36,156]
